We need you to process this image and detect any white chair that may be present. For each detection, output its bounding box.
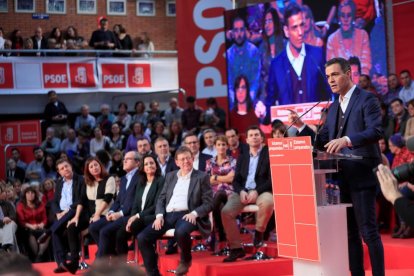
[161,212,213,274]
[241,204,272,261]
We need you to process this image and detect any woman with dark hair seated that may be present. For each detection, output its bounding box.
[66,157,116,274]
[115,154,164,257]
[16,186,49,262]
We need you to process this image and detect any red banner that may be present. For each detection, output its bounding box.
[43,63,69,88]
[176,0,232,103]
[0,63,14,89]
[0,57,176,94]
[0,120,42,181]
[127,64,151,88]
[0,120,41,145]
[101,64,126,88]
[69,63,96,88]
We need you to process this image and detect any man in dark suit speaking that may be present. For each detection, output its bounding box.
[255,3,330,124]
[317,57,384,276]
[138,146,213,276]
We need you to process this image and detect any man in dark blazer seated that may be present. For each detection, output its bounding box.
[221,125,274,262]
[154,137,178,177]
[138,146,213,276]
[163,133,212,254]
[255,3,330,125]
[88,151,139,257]
[183,133,212,172]
[42,159,84,273]
[316,57,384,276]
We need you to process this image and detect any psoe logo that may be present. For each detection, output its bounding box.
[5,127,13,142]
[75,66,87,84]
[132,67,144,84]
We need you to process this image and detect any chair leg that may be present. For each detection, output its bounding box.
[79,234,89,270]
[134,237,139,264]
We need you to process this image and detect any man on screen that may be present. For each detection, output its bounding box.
[226,16,261,111]
[255,3,330,124]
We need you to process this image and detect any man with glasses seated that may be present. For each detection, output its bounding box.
[88,151,139,258]
[138,146,213,276]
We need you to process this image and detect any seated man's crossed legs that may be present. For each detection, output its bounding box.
[221,191,274,262]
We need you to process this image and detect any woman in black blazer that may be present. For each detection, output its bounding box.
[116,154,164,256]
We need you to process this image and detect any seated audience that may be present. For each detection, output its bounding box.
[205,135,236,254]
[90,127,111,157]
[0,184,19,252]
[137,137,153,159]
[132,101,149,126]
[125,122,149,152]
[115,102,132,134]
[109,150,126,178]
[60,128,78,154]
[89,151,139,258]
[225,128,248,160]
[138,146,213,275]
[201,98,226,132]
[183,133,212,172]
[222,126,274,262]
[96,104,116,136]
[43,154,57,180]
[201,129,217,157]
[116,154,164,257]
[16,186,49,262]
[66,157,115,274]
[154,137,178,177]
[182,96,202,134]
[6,158,25,184]
[11,147,27,171]
[109,123,126,152]
[26,147,46,184]
[41,127,61,156]
[150,121,167,142]
[168,120,183,155]
[74,104,96,136]
[163,97,183,127]
[43,159,85,274]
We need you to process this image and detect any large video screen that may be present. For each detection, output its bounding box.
[224,0,388,133]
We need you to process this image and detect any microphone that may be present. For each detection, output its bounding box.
[313,97,331,146]
[282,99,323,137]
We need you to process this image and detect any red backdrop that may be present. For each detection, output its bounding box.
[393,0,414,75]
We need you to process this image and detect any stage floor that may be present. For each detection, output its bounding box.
[32,234,414,276]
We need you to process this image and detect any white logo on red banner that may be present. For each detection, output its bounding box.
[43,63,69,88]
[69,63,96,88]
[101,64,126,88]
[0,121,41,145]
[0,63,14,89]
[128,64,151,87]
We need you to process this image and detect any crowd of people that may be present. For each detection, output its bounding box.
[0,18,154,57]
[0,61,414,275]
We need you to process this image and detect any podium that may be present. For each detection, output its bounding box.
[268,137,361,276]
